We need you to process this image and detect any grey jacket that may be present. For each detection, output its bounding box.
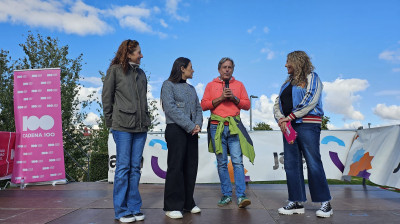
[161,80,203,133]
[102,64,150,133]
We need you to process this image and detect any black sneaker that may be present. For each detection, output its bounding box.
[316,201,333,218]
[134,212,145,221]
[118,214,135,223]
[278,201,305,215]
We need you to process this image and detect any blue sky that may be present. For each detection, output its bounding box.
[1,0,399,130]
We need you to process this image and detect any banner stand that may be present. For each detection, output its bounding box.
[0,175,12,181]
[10,179,67,188]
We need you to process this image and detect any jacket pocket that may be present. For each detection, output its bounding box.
[117,108,137,128]
[143,111,151,127]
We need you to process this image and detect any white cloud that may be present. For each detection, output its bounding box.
[244,94,279,130]
[379,49,400,63]
[80,76,103,86]
[260,48,275,60]
[0,0,169,37]
[375,90,400,96]
[247,26,256,34]
[342,121,364,130]
[84,112,100,126]
[0,0,112,35]
[195,83,204,99]
[153,6,161,13]
[323,78,369,120]
[326,123,337,130]
[166,0,189,22]
[77,86,102,102]
[160,19,168,28]
[263,26,270,33]
[108,5,152,33]
[373,104,400,120]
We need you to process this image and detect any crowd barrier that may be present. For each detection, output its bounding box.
[108,125,400,189]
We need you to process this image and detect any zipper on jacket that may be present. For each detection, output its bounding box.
[134,69,142,129]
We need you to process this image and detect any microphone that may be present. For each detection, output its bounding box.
[224,80,229,88]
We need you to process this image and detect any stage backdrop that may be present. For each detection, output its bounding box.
[13,68,65,184]
[0,132,16,179]
[108,130,356,184]
[343,125,400,188]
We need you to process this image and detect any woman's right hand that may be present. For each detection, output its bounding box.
[278,117,290,133]
[191,125,201,136]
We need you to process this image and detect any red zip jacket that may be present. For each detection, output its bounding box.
[201,76,250,117]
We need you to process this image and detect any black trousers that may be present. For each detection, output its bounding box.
[163,123,199,211]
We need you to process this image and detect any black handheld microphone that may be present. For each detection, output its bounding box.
[224,80,229,88]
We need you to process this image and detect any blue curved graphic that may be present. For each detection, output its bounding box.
[321,136,345,147]
[149,139,168,150]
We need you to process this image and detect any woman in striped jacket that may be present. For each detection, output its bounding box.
[273,50,333,218]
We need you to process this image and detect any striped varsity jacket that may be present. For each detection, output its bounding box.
[273,72,324,124]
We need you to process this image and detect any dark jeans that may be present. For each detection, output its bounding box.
[163,123,199,211]
[283,123,332,202]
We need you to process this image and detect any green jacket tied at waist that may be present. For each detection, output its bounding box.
[208,114,255,164]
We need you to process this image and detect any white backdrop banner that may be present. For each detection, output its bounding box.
[343,125,400,188]
[108,130,356,184]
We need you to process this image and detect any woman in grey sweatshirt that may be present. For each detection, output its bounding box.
[161,57,203,219]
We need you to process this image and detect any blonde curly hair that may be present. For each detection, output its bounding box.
[285,51,315,87]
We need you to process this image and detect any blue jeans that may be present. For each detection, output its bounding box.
[210,124,246,197]
[283,123,331,202]
[112,130,147,219]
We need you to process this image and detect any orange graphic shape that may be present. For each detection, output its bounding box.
[348,152,374,176]
[227,159,248,182]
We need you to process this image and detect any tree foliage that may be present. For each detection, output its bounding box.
[0,50,15,131]
[322,116,330,130]
[253,122,273,131]
[0,32,98,181]
[1,32,161,182]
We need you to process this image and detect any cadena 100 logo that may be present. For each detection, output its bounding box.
[23,115,54,131]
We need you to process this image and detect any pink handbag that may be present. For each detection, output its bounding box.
[284,122,297,144]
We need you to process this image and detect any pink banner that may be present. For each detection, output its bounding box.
[13,68,65,184]
[0,132,16,178]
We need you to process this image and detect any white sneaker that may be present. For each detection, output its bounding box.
[191,206,201,214]
[134,212,145,221]
[119,215,135,223]
[278,201,305,215]
[316,201,333,218]
[166,211,183,219]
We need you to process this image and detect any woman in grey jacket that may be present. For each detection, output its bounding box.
[161,57,203,219]
[102,39,150,223]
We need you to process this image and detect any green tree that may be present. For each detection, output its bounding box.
[0,50,16,131]
[147,76,160,131]
[322,116,330,130]
[1,32,96,181]
[253,122,273,131]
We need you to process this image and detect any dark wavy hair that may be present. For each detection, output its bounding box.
[110,39,139,74]
[167,57,191,83]
[285,51,315,87]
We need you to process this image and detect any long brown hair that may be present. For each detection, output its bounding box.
[110,39,139,74]
[285,51,315,87]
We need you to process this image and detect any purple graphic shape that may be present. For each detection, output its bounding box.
[329,151,345,172]
[151,156,166,179]
[245,175,251,182]
[357,169,371,179]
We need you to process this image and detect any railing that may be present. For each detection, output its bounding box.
[63,130,90,182]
